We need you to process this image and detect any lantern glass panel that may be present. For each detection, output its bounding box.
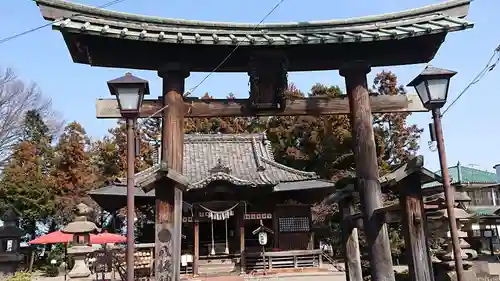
[116,87,140,111]
[427,78,449,101]
[415,81,429,106]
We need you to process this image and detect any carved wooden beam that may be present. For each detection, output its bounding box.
[95,95,426,119]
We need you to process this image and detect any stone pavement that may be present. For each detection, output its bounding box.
[29,259,500,281]
[187,272,346,281]
[33,271,347,281]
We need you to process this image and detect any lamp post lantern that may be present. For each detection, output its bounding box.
[107,72,150,118]
[107,72,150,281]
[408,65,464,281]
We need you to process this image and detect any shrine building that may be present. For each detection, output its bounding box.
[90,133,333,274]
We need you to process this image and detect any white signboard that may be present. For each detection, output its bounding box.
[258,232,268,246]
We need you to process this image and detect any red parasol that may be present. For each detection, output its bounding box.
[28,230,73,245]
[90,232,126,244]
[28,230,101,245]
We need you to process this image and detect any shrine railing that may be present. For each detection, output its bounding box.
[244,249,323,272]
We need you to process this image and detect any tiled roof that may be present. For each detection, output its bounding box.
[422,162,497,189]
[133,133,318,189]
[36,0,473,46]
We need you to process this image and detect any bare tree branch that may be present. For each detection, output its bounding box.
[0,67,63,168]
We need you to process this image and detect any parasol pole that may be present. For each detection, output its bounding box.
[64,242,68,281]
[102,243,107,281]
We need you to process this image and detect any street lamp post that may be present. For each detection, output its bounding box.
[407,65,464,281]
[107,72,150,281]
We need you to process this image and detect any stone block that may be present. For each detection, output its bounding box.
[436,269,478,281]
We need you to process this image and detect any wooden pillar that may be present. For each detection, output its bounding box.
[340,62,395,281]
[399,173,434,281]
[156,65,189,281]
[340,197,363,281]
[193,220,199,276]
[272,211,279,248]
[239,213,246,274]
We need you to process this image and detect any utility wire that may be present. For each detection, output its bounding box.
[0,0,126,45]
[441,44,500,116]
[144,0,287,121]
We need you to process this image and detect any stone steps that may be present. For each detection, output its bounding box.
[198,259,236,275]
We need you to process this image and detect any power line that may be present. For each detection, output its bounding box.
[441,44,500,116]
[0,0,126,45]
[144,0,287,121]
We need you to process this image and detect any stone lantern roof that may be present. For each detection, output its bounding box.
[62,203,99,234]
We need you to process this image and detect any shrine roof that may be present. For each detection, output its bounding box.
[468,206,500,217]
[35,0,473,71]
[131,133,320,190]
[36,0,472,46]
[423,162,497,189]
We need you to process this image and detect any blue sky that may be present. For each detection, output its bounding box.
[0,0,498,173]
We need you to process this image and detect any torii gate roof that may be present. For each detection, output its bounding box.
[35,0,473,71]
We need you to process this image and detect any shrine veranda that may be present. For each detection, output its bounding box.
[35,0,474,279]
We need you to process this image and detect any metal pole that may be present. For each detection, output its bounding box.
[126,118,135,281]
[432,108,465,281]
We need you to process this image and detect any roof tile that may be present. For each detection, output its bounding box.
[134,133,318,189]
[422,162,497,189]
[36,0,473,46]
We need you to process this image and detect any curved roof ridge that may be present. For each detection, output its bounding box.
[259,157,318,178]
[36,0,470,28]
[250,136,266,171]
[262,137,276,159]
[184,133,266,142]
[190,172,256,189]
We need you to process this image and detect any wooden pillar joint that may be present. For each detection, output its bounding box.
[339,61,371,78]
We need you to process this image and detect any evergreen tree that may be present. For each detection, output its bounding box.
[0,110,55,238]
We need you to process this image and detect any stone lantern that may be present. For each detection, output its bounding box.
[426,191,478,281]
[62,203,98,281]
[0,207,24,278]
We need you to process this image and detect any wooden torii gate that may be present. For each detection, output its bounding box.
[96,64,427,281]
[33,1,474,280]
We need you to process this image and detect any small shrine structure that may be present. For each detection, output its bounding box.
[34,0,474,280]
